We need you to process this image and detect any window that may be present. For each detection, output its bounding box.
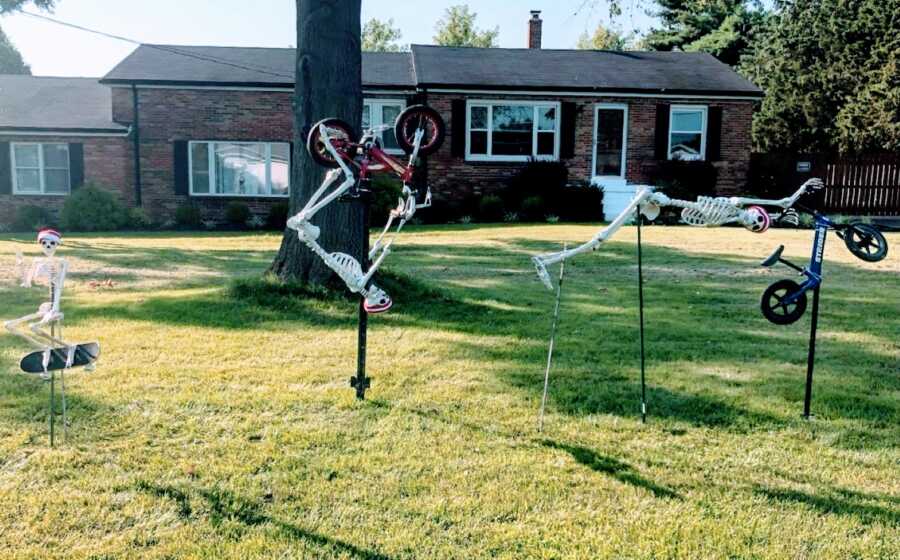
[189,142,289,197]
[593,104,628,178]
[11,143,70,195]
[668,105,707,161]
[466,101,560,161]
[363,99,406,154]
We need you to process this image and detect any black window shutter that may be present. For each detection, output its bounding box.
[0,142,10,195]
[68,143,85,190]
[654,104,671,160]
[560,102,577,159]
[705,106,723,161]
[173,141,189,195]
[450,99,466,158]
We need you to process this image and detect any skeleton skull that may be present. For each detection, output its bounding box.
[37,229,62,257]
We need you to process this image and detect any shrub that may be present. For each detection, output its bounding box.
[224,202,251,226]
[175,205,202,228]
[556,183,604,222]
[60,185,128,231]
[503,160,569,207]
[370,174,404,227]
[128,207,154,230]
[12,205,55,232]
[247,215,266,229]
[503,211,520,223]
[267,202,290,230]
[647,160,719,224]
[520,196,546,221]
[478,195,504,222]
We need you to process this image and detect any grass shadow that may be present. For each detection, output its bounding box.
[754,485,900,526]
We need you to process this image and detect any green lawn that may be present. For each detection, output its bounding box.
[0,225,897,559]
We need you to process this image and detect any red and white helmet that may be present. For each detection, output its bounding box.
[743,206,771,233]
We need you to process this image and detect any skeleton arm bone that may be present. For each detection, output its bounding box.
[727,178,824,210]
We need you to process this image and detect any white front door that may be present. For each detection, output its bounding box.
[592,104,628,179]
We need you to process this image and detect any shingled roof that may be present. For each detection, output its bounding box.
[100,44,762,98]
[102,45,416,89]
[0,75,127,133]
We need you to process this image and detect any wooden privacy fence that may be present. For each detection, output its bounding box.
[823,154,900,216]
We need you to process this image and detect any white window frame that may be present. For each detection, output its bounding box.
[363,98,407,155]
[10,142,70,196]
[188,141,290,198]
[465,100,561,162]
[592,103,629,179]
[668,105,708,161]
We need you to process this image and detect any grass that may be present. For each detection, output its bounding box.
[0,225,897,559]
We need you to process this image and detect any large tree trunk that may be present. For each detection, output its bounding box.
[271,0,363,284]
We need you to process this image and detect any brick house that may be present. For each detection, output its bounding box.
[0,13,763,227]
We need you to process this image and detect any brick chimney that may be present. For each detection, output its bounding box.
[528,10,542,49]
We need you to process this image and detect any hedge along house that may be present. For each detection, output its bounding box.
[0,76,130,227]
[1,12,763,227]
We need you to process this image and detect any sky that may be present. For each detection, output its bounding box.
[0,0,658,77]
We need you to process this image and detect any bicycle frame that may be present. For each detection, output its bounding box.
[777,214,829,306]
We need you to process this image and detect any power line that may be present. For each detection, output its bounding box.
[19,10,294,80]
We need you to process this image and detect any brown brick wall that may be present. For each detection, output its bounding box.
[0,135,133,229]
[113,87,295,223]
[424,93,755,203]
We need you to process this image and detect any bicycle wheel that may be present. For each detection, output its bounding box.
[395,105,446,157]
[306,118,356,168]
[843,223,888,262]
[760,279,808,325]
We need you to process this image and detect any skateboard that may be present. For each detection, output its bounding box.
[19,342,100,374]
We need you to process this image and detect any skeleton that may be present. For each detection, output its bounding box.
[287,123,431,313]
[4,229,78,372]
[532,179,824,290]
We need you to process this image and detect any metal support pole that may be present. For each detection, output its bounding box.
[803,286,820,419]
[49,323,56,446]
[347,181,373,400]
[538,244,567,432]
[637,217,648,423]
[57,323,68,442]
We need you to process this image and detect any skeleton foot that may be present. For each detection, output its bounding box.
[363,285,393,314]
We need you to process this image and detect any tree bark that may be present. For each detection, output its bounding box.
[271,0,363,284]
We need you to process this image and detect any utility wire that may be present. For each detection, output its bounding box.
[19,10,295,80]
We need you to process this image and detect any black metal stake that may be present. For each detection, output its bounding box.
[637,217,647,423]
[803,285,820,419]
[346,181,372,400]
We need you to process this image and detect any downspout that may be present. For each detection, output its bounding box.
[131,84,143,206]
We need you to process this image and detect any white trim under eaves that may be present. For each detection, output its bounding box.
[0,130,130,137]
[110,85,416,95]
[426,88,762,101]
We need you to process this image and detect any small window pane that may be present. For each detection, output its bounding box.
[537,132,555,156]
[270,143,290,196]
[672,110,703,131]
[15,169,41,192]
[670,133,703,159]
[538,107,556,131]
[491,105,533,156]
[44,169,70,193]
[381,104,402,151]
[214,143,267,195]
[42,144,69,168]
[470,106,488,129]
[362,105,371,131]
[13,145,39,168]
[191,143,210,193]
[470,131,488,155]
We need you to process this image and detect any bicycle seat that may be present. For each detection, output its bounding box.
[761,245,784,267]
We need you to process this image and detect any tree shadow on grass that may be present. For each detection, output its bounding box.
[135,482,394,560]
[541,439,680,499]
[753,485,900,526]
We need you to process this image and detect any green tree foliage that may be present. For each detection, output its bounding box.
[362,18,406,52]
[742,0,900,154]
[575,24,632,51]
[0,25,29,74]
[643,0,767,66]
[0,0,54,13]
[434,4,498,48]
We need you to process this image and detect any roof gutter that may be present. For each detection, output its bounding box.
[131,84,142,207]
